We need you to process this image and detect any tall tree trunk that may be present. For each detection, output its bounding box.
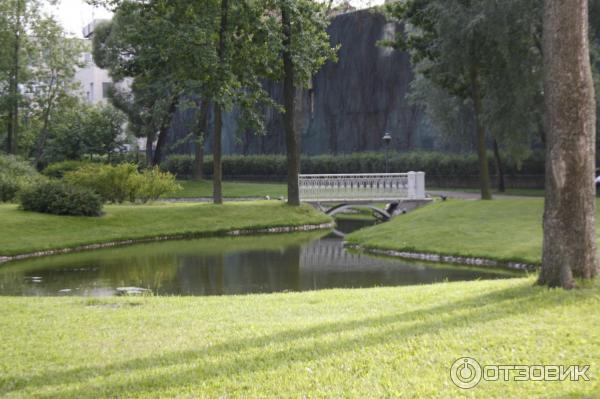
[193,101,209,181]
[145,131,155,167]
[35,77,58,169]
[213,105,223,204]
[282,4,300,206]
[152,95,179,166]
[213,0,228,205]
[34,110,52,170]
[492,139,505,192]
[470,63,492,200]
[194,140,204,180]
[539,0,598,288]
[6,0,22,154]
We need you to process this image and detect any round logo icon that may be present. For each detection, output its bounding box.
[450,357,482,389]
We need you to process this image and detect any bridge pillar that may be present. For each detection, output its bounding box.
[407,172,416,199]
[407,171,426,199]
[416,172,426,199]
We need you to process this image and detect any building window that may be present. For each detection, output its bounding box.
[89,83,94,102]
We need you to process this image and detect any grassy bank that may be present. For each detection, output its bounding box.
[0,202,330,257]
[172,180,286,198]
[0,277,598,398]
[429,187,545,197]
[347,199,555,265]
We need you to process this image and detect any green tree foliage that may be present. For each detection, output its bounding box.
[0,0,82,156]
[92,0,335,205]
[271,0,337,205]
[91,5,182,167]
[388,0,543,200]
[29,19,86,165]
[44,101,127,163]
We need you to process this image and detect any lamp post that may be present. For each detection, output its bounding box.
[382,132,392,173]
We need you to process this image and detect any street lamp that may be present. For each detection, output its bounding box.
[382,132,392,173]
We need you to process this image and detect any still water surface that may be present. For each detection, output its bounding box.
[0,219,519,296]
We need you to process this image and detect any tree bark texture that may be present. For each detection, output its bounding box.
[145,131,155,167]
[152,95,179,166]
[282,4,301,206]
[213,104,223,204]
[539,0,598,288]
[213,0,228,205]
[35,76,58,168]
[193,101,209,181]
[492,139,505,193]
[470,64,492,200]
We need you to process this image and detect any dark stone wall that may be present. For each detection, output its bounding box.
[166,9,426,156]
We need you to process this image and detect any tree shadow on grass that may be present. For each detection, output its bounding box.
[549,389,600,399]
[2,283,579,398]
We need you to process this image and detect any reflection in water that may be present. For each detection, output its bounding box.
[0,219,521,296]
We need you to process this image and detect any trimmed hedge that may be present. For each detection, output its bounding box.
[20,181,103,216]
[162,151,546,178]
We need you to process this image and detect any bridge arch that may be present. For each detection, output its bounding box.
[325,204,391,221]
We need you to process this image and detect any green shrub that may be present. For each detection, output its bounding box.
[42,160,93,179]
[65,163,138,203]
[130,167,182,203]
[162,151,546,178]
[226,155,287,176]
[20,181,103,216]
[0,174,21,203]
[94,152,147,167]
[0,154,44,202]
[161,155,194,177]
[65,163,179,203]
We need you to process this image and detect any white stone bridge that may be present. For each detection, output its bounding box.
[299,172,429,220]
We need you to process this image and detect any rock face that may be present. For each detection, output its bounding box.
[167,9,426,156]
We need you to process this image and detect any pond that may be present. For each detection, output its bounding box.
[0,219,521,296]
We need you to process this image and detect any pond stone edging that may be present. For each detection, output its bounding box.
[345,245,538,271]
[0,221,335,265]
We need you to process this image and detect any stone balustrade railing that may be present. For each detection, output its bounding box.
[298,172,426,202]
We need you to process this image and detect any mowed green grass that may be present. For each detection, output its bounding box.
[0,277,599,398]
[347,198,556,265]
[429,187,546,197]
[0,202,330,256]
[172,180,286,198]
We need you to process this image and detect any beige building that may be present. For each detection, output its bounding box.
[73,20,142,152]
[73,19,113,105]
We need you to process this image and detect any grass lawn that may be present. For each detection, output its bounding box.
[429,187,546,197]
[0,277,598,398]
[346,198,558,265]
[0,202,330,257]
[172,180,286,198]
